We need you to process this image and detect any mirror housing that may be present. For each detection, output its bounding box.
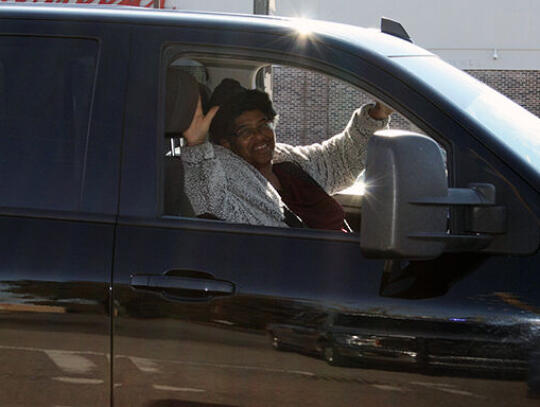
[360,130,504,259]
[360,130,448,259]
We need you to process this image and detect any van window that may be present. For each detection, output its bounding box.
[0,37,97,211]
[162,56,441,233]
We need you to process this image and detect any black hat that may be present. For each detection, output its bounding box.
[208,79,276,143]
[208,78,246,108]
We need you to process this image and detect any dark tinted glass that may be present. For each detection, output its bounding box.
[0,36,97,210]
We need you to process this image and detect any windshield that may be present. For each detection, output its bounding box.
[392,56,540,175]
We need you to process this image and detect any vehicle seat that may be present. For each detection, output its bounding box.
[163,68,199,217]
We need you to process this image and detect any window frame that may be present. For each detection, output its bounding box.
[157,45,451,240]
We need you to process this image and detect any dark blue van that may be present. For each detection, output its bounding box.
[0,4,538,406]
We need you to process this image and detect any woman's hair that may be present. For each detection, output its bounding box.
[208,79,276,144]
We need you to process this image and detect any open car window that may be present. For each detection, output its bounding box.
[161,54,446,234]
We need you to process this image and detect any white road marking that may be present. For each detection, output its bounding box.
[153,385,206,393]
[138,357,316,377]
[437,388,482,397]
[289,370,315,377]
[411,381,484,398]
[52,377,103,385]
[212,319,235,326]
[0,345,314,378]
[114,354,315,377]
[0,344,103,357]
[45,350,96,374]
[372,384,407,392]
[411,381,456,388]
[130,356,160,373]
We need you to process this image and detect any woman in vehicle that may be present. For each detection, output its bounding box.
[181,78,391,230]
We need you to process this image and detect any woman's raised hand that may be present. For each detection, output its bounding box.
[368,101,393,120]
[183,97,220,146]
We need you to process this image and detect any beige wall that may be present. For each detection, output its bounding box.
[275,0,540,70]
[13,0,538,70]
[166,0,540,69]
[164,0,252,13]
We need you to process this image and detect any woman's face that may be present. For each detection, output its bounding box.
[221,109,276,170]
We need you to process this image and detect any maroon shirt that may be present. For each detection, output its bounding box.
[273,162,347,231]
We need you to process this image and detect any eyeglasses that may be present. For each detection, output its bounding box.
[234,120,275,140]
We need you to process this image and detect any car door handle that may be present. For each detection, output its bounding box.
[131,273,235,301]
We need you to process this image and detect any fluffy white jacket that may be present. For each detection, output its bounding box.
[181,104,389,227]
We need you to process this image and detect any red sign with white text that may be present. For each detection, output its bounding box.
[1,0,166,8]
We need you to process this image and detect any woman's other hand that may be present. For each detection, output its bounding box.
[368,101,393,120]
[183,98,220,146]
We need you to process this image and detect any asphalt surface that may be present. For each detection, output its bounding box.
[0,316,536,407]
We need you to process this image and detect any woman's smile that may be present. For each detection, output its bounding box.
[223,109,276,169]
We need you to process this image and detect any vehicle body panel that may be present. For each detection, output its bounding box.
[0,5,538,407]
[0,12,129,406]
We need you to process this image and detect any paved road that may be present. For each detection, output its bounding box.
[0,318,536,407]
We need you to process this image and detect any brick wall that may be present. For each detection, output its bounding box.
[272,65,539,145]
[272,66,330,145]
[465,70,540,118]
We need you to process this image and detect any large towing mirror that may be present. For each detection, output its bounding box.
[360,130,448,259]
[360,130,503,259]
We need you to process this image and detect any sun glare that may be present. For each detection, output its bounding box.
[295,18,313,37]
[340,173,367,196]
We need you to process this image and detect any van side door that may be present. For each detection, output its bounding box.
[113,18,540,407]
[0,11,128,406]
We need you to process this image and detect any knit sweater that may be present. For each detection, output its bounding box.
[181,104,389,228]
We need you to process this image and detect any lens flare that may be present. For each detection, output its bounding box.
[295,18,313,37]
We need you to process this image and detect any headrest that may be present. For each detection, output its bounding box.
[165,68,200,136]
